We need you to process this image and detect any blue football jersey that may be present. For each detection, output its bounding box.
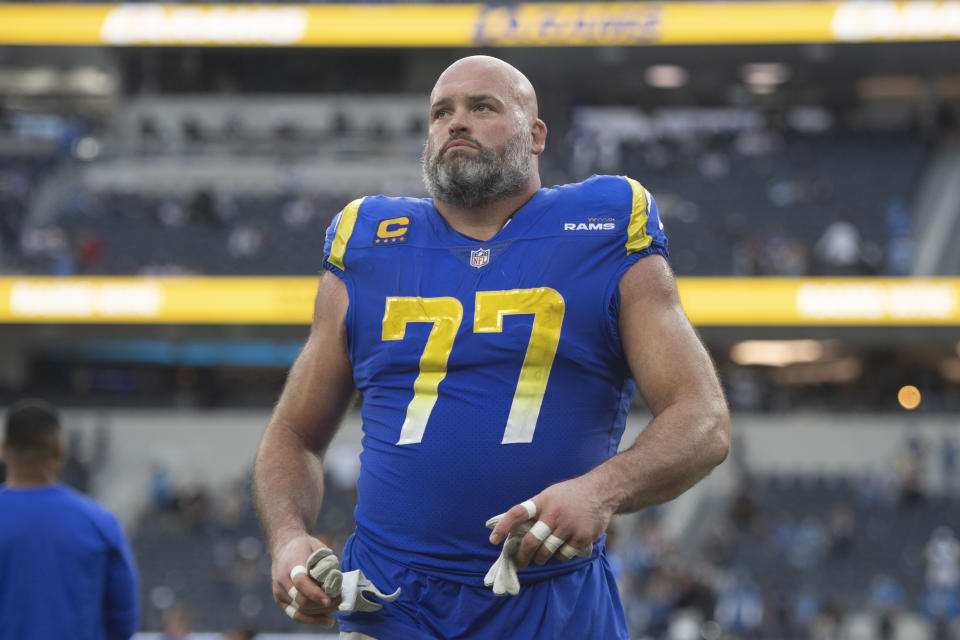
[322,174,668,582]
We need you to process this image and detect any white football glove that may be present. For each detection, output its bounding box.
[484,503,594,597]
[484,513,532,596]
[304,547,401,614]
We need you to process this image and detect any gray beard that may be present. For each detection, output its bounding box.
[421,133,531,209]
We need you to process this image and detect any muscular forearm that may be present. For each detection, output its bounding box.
[586,399,729,515]
[254,420,327,553]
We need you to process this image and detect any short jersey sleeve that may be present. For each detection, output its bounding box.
[604,175,670,356]
[622,176,668,260]
[323,197,365,274]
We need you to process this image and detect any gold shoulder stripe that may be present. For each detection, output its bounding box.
[328,197,364,270]
[624,177,653,254]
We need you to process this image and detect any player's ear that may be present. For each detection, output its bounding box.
[531,118,547,155]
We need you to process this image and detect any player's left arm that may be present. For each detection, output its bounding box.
[601,253,730,511]
[494,253,730,569]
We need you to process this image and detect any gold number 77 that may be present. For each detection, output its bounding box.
[381,287,565,445]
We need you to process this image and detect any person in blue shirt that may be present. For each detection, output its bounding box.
[254,55,730,639]
[0,399,139,640]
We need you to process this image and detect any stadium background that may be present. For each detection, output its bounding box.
[1,1,959,638]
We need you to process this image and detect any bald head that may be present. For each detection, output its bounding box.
[431,56,539,121]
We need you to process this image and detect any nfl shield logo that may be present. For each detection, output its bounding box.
[470,248,490,269]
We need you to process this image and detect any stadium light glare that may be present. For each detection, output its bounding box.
[730,339,830,367]
[741,63,791,86]
[897,385,921,411]
[19,67,58,95]
[65,67,116,96]
[644,65,688,89]
[770,356,861,385]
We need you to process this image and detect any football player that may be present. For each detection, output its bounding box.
[254,55,729,639]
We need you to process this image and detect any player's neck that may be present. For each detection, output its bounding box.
[5,460,60,487]
[434,177,541,242]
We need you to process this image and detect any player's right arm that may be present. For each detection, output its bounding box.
[253,272,356,627]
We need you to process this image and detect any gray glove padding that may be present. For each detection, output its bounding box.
[307,547,343,596]
[483,512,593,596]
[305,547,401,614]
[483,514,532,596]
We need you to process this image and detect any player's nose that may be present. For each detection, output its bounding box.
[447,109,470,135]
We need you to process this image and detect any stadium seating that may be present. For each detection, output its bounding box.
[0,114,933,277]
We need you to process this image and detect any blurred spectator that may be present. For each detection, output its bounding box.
[281,195,315,228]
[227,226,264,259]
[150,462,177,512]
[884,198,914,275]
[868,573,906,613]
[189,189,221,227]
[223,115,246,143]
[923,527,960,634]
[673,564,718,625]
[76,232,106,271]
[729,485,758,533]
[943,434,959,495]
[156,199,187,228]
[139,115,163,151]
[828,503,855,558]
[21,225,73,273]
[898,436,927,507]
[787,515,828,570]
[160,605,193,640]
[714,567,763,638]
[814,220,861,275]
[925,527,960,593]
[810,602,844,640]
[182,117,205,145]
[791,584,823,635]
[856,464,899,508]
[629,570,676,638]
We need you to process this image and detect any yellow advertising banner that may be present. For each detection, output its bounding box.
[0,277,317,324]
[0,2,958,47]
[0,276,957,325]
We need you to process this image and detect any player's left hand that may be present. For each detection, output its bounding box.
[489,474,612,571]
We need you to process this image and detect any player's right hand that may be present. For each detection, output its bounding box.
[489,474,607,571]
[270,534,341,627]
